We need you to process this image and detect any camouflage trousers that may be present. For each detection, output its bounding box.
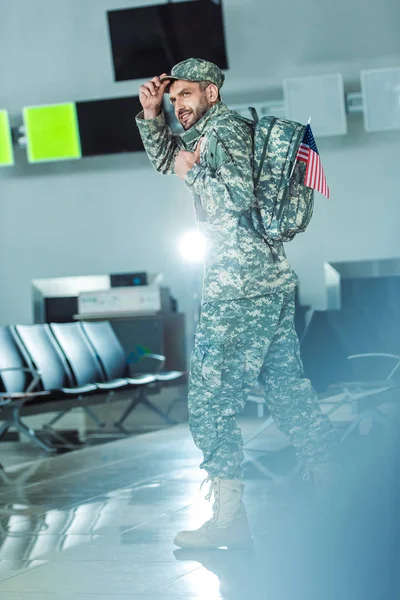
[187,290,337,479]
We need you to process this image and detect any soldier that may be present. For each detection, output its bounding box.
[136,58,338,549]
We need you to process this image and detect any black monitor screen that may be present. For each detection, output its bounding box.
[107,0,228,82]
[110,272,148,287]
[76,96,144,155]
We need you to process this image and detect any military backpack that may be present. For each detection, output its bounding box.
[244,109,314,242]
[208,108,315,243]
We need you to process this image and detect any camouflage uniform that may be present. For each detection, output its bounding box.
[136,58,336,479]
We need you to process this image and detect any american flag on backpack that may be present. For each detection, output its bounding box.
[296,124,330,199]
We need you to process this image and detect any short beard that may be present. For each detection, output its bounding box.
[182,95,212,130]
[192,96,212,125]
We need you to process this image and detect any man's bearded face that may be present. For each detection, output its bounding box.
[169,81,213,130]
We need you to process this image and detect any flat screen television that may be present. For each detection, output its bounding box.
[76,96,144,155]
[0,110,14,166]
[110,272,148,287]
[107,0,228,82]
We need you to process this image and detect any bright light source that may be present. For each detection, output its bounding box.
[179,230,207,263]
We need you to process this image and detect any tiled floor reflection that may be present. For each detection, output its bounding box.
[0,418,399,598]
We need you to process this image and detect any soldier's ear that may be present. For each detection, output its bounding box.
[207,84,219,104]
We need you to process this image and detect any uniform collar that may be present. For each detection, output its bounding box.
[180,102,229,146]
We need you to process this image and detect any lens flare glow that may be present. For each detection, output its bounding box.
[179,230,207,263]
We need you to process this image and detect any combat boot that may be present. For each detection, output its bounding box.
[174,477,252,549]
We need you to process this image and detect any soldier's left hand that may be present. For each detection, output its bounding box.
[174,150,197,180]
[174,139,203,180]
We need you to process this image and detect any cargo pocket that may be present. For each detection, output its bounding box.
[197,342,250,414]
[197,343,224,391]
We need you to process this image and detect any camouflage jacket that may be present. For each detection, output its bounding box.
[136,102,298,302]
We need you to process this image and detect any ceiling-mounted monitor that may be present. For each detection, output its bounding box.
[283,73,347,137]
[107,0,228,82]
[23,103,82,163]
[0,110,14,166]
[76,96,144,155]
[23,96,145,163]
[361,67,400,132]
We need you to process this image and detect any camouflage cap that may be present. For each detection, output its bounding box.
[160,58,225,92]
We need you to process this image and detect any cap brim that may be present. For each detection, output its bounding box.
[159,75,178,93]
[159,75,177,82]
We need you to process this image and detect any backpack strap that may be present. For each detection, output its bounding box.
[248,107,259,125]
[254,117,277,188]
[230,109,276,187]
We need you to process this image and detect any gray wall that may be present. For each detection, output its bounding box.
[0,0,399,330]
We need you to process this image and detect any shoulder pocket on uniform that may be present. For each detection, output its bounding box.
[207,134,229,173]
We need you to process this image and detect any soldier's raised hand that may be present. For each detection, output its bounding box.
[139,74,170,118]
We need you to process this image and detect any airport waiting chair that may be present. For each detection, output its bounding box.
[0,326,40,394]
[243,313,400,481]
[0,325,76,452]
[50,322,162,431]
[80,320,184,429]
[320,353,400,441]
[81,320,185,382]
[16,322,156,438]
[314,308,400,438]
[15,322,144,443]
[0,396,11,474]
[13,323,111,441]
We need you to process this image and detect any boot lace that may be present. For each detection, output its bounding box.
[200,477,219,526]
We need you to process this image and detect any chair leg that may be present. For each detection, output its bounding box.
[83,406,106,429]
[115,387,178,431]
[368,407,395,430]
[0,422,11,440]
[1,413,78,453]
[257,403,265,418]
[139,396,177,425]
[243,416,274,446]
[244,450,300,483]
[45,409,71,428]
[325,395,349,416]
[243,414,302,483]
[42,424,83,450]
[114,395,141,432]
[0,462,11,485]
[340,414,363,442]
[340,407,395,443]
[11,409,57,454]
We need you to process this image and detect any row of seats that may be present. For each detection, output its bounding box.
[0,321,185,453]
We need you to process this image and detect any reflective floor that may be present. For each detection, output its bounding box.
[0,417,399,599]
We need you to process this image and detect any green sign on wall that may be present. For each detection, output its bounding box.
[23,103,82,163]
[0,110,14,167]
